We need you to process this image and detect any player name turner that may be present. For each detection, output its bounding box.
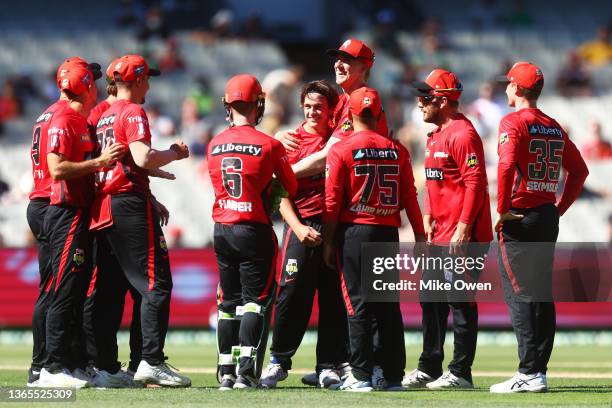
[372,279,492,291]
[218,199,253,212]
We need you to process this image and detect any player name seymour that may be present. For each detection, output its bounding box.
[372,279,492,292]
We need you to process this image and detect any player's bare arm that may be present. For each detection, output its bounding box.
[291,136,340,178]
[47,142,126,180]
[279,198,322,247]
[149,168,176,180]
[130,139,189,169]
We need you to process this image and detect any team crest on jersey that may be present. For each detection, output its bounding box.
[499,132,508,145]
[285,259,298,275]
[341,119,353,132]
[73,249,85,266]
[160,236,168,252]
[466,153,479,168]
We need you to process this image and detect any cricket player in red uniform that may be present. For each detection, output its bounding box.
[92,54,191,388]
[276,38,390,387]
[406,69,492,390]
[39,62,126,389]
[26,57,102,387]
[323,87,425,392]
[260,80,350,389]
[490,62,588,393]
[84,58,172,387]
[208,74,297,390]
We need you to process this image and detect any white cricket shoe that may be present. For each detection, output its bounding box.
[260,363,288,389]
[233,374,258,390]
[319,368,341,388]
[39,368,90,388]
[426,372,474,389]
[330,372,373,392]
[133,360,191,387]
[402,368,434,388]
[490,372,547,393]
[92,369,144,388]
[219,374,236,391]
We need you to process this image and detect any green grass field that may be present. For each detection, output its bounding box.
[1,340,611,407]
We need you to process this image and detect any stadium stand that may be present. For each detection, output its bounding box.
[0,0,610,247]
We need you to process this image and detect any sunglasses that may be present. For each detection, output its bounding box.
[418,95,439,104]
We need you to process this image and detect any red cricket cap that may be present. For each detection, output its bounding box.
[105,57,122,84]
[349,86,382,117]
[58,65,97,95]
[326,38,375,67]
[223,74,264,104]
[411,68,463,101]
[110,54,161,82]
[496,61,544,89]
[56,56,101,88]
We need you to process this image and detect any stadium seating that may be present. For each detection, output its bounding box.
[0,0,610,247]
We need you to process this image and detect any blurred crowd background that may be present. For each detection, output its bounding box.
[0,0,611,248]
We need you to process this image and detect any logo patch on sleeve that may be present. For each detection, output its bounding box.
[466,153,479,168]
[341,119,353,132]
[499,132,508,145]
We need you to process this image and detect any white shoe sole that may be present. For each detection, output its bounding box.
[426,380,474,390]
[490,385,547,394]
[134,376,191,387]
[233,384,256,390]
[344,387,374,392]
[402,381,431,389]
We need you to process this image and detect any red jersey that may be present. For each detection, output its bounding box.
[331,93,389,140]
[423,114,492,243]
[88,100,111,129]
[29,99,69,200]
[47,103,96,207]
[207,125,298,224]
[95,99,152,196]
[498,108,588,215]
[287,123,328,218]
[324,130,424,231]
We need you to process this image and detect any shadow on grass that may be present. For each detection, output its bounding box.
[548,385,612,393]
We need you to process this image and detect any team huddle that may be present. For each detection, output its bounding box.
[27,55,190,389]
[26,37,589,393]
